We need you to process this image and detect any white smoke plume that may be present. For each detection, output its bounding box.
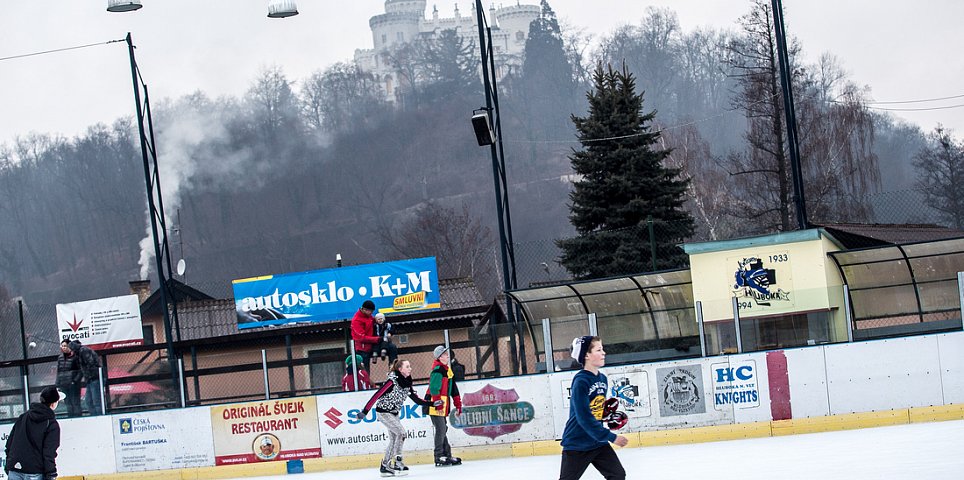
[136,95,244,280]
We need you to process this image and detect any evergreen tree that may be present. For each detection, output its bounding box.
[518,0,576,162]
[558,64,694,279]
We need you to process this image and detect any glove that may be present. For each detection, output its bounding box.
[432,399,444,409]
[453,396,463,415]
[44,474,58,480]
[602,398,628,431]
[355,411,366,420]
[606,411,629,431]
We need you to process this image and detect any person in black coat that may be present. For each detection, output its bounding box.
[4,386,64,480]
[69,340,101,415]
[55,340,82,417]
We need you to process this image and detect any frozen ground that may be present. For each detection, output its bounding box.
[241,420,964,479]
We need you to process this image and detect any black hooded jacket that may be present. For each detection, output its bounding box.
[69,340,100,382]
[4,402,60,476]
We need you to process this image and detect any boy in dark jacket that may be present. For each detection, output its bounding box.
[559,336,628,480]
[4,386,64,480]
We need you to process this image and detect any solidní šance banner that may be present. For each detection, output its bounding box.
[232,257,440,329]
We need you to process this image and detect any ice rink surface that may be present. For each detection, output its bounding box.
[240,419,964,479]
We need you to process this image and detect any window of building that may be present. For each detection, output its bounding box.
[381,34,387,46]
[397,31,404,42]
[516,31,525,41]
[307,348,344,393]
[142,325,155,345]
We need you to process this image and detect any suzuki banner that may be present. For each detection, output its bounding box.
[56,294,144,350]
[232,257,440,329]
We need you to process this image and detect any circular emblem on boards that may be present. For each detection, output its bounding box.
[253,433,281,461]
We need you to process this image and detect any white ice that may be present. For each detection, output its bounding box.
[241,420,964,479]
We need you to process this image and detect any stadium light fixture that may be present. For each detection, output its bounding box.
[267,0,299,18]
[107,0,142,12]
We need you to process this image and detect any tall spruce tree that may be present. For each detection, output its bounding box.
[558,64,694,279]
[518,0,576,163]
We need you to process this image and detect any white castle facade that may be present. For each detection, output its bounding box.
[354,0,540,101]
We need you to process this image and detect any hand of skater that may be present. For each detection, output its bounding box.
[613,435,629,447]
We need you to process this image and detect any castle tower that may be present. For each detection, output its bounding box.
[355,1,540,103]
[370,0,427,52]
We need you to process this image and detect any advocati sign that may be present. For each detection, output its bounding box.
[56,294,144,350]
[232,257,440,329]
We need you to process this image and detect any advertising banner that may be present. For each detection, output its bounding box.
[56,294,143,350]
[232,257,440,329]
[211,397,321,465]
[0,423,10,480]
[59,416,117,476]
[446,377,555,446]
[551,365,653,437]
[316,390,434,457]
[113,408,215,472]
[711,359,760,411]
[656,364,707,417]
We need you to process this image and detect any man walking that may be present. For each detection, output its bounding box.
[4,386,64,480]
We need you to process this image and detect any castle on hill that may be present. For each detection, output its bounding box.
[354,1,540,101]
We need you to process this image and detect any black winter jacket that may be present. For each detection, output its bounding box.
[4,402,60,477]
[56,352,81,389]
[69,341,100,382]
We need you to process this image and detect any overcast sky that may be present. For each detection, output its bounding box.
[1,0,962,147]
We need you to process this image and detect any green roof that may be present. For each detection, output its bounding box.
[682,228,839,255]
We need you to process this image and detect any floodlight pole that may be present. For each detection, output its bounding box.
[474,1,525,373]
[126,33,179,382]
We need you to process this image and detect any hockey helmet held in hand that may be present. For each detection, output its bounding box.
[603,398,620,417]
[606,411,629,431]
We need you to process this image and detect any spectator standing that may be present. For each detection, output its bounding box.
[69,340,102,416]
[4,386,64,480]
[427,346,462,467]
[350,300,381,371]
[342,354,372,392]
[55,340,82,417]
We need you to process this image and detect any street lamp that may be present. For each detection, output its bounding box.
[107,0,142,12]
[267,0,299,18]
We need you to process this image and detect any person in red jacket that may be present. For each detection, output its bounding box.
[350,300,381,371]
[427,346,462,467]
[342,354,372,391]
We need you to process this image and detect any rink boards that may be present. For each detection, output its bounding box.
[1,331,962,479]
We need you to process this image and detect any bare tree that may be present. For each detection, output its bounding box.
[723,1,878,232]
[300,62,388,134]
[382,202,497,295]
[245,65,302,137]
[794,53,879,223]
[914,126,964,228]
[723,0,795,233]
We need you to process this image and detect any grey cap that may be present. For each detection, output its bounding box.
[433,345,448,359]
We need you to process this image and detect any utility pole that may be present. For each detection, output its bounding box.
[771,0,809,230]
